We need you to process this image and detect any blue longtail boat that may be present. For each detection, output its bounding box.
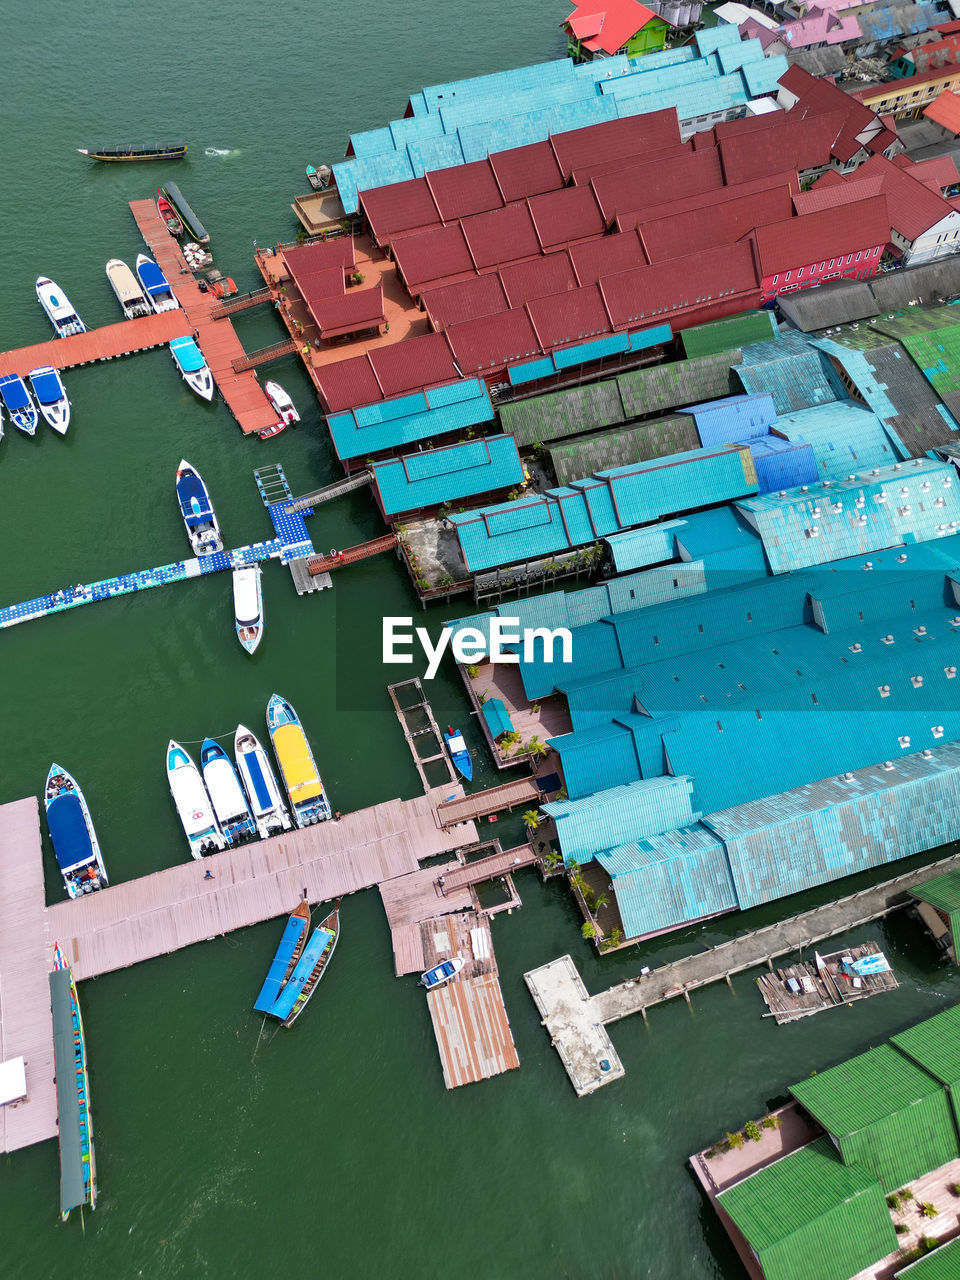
[263,903,340,1027]
[253,901,311,1013]
[444,727,473,782]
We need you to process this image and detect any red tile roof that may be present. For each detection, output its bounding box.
[799,154,954,243]
[314,353,383,413]
[592,148,725,223]
[369,332,459,397]
[856,62,960,99]
[489,141,565,202]
[498,253,577,307]
[445,309,542,374]
[360,178,441,246]
[527,186,606,249]
[284,239,356,275]
[617,169,798,232]
[310,287,386,339]
[564,0,666,55]
[462,202,541,269]
[549,109,681,177]
[295,267,345,304]
[599,242,760,328]
[569,230,647,284]
[924,88,960,135]
[425,160,504,222]
[638,185,794,263]
[751,195,890,276]
[527,284,612,350]
[908,154,960,190]
[568,139,692,187]
[717,111,848,185]
[421,274,510,331]
[392,223,476,290]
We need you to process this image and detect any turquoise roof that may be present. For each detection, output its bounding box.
[326,379,494,462]
[481,697,514,739]
[542,776,701,865]
[371,434,523,516]
[606,522,683,572]
[773,401,907,481]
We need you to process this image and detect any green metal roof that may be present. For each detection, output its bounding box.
[498,378,626,448]
[892,1004,960,1091]
[903,327,960,400]
[912,870,960,915]
[680,311,778,360]
[717,1136,898,1280]
[548,415,699,484]
[897,1237,960,1278]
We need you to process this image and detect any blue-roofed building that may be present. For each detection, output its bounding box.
[771,401,907,482]
[736,330,846,414]
[605,522,683,572]
[749,434,819,495]
[674,505,769,588]
[325,379,494,465]
[542,776,701,865]
[370,434,524,520]
[686,394,777,447]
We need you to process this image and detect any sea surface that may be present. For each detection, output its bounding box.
[3,5,960,1277]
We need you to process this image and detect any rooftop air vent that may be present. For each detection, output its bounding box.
[936,497,947,508]
[856,496,865,507]
[882,761,894,770]
[911,675,923,688]
[915,626,927,636]
[848,474,857,481]
[922,748,934,758]
[864,561,873,570]
[832,502,843,514]
[894,463,902,470]
[900,487,909,497]
[922,481,931,493]
[871,469,880,476]
[933,726,945,739]
[811,506,821,517]
[898,735,911,748]
[801,485,809,492]
[882,635,894,645]
[898,506,912,517]
[897,554,907,562]
[842,772,854,781]
[875,492,887,504]
[858,514,868,524]
[849,643,862,653]
[945,476,953,487]
[805,526,819,538]
[879,684,891,696]
[947,667,958,678]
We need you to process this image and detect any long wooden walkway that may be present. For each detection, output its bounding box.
[440,843,536,894]
[306,534,398,575]
[0,312,187,378]
[129,200,279,434]
[435,778,540,827]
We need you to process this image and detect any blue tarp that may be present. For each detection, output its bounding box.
[253,914,309,1013]
[170,337,205,373]
[29,368,63,404]
[137,259,168,294]
[47,793,94,872]
[265,927,334,1021]
[243,750,273,812]
[0,375,31,410]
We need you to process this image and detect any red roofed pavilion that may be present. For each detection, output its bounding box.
[563,0,672,59]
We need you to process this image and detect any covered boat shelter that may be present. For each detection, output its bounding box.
[49,968,92,1217]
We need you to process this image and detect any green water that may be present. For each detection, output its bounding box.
[4,6,960,1278]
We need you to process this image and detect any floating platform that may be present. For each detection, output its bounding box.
[0,311,187,379]
[756,941,897,1024]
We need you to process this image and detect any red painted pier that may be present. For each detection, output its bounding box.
[0,312,186,378]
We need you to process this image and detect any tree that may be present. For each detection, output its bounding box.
[525,736,549,759]
[592,893,609,914]
[522,810,540,831]
[581,921,596,940]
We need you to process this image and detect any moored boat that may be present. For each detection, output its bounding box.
[266,694,331,827]
[264,381,300,426]
[78,141,187,161]
[444,727,473,782]
[105,258,151,319]
[44,765,108,898]
[166,740,225,858]
[162,182,209,243]
[50,942,97,1220]
[135,254,179,313]
[263,903,340,1027]
[253,900,311,1013]
[156,188,184,236]
[420,956,465,989]
[233,565,263,654]
[200,739,256,844]
[176,459,223,555]
[234,724,292,838]
[169,336,214,400]
[257,417,287,440]
[306,164,322,190]
[36,276,85,337]
[28,366,70,434]
[0,374,39,436]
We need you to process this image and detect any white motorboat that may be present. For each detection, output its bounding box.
[135,253,180,313]
[105,258,151,318]
[200,739,256,844]
[28,366,71,434]
[175,459,223,555]
[169,335,214,400]
[234,724,292,838]
[233,565,264,654]
[264,381,300,426]
[44,765,109,898]
[36,276,85,337]
[166,740,225,859]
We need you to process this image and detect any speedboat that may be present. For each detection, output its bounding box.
[36,276,85,337]
[44,765,109,898]
[166,740,225,859]
[157,188,184,236]
[264,381,300,426]
[105,258,151,318]
[444,727,473,782]
[200,739,256,844]
[233,565,264,654]
[169,335,214,400]
[420,956,465,989]
[234,724,292,838]
[28,366,70,434]
[266,694,332,827]
[176,459,223,555]
[136,254,179,313]
[0,374,39,435]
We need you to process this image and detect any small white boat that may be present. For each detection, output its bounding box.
[169,335,215,400]
[233,565,264,654]
[419,956,465,989]
[264,381,300,426]
[135,253,180,313]
[28,366,71,434]
[44,765,109,898]
[176,459,223,555]
[36,276,85,337]
[200,739,256,844]
[105,258,151,318]
[166,740,225,859]
[234,724,292,838]
[0,374,39,435]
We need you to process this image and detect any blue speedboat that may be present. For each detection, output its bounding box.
[420,956,464,989]
[28,366,70,434]
[235,723,292,837]
[444,727,473,782]
[0,373,39,435]
[169,335,214,400]
[44,765,108,898]
[200,738,256,844]
[176,459,223,555]
[136,253,180,313]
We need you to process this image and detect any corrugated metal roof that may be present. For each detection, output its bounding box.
[550,415,700,483]
[425,159,503,221]
[599,242,760,329]
[605,523,679,571]
[369,332,459,398]
[527,285,612,351]
[392,223,477,291]
[912,869,960,915]
[592,148,725,224]
[778,279,880,332]
[481,697,514,739]
[314,353,384,414]
[489,141,565,202]
[360,177,441,246]
[461,202,541,269]
[569,229,648,285]
[445,308,542,375]
[639,184,794,264]
[619,349,744,418]
[499,253,577,308]
[325,378,494,460]
[500,378,626,448]
[528,186,606,249]
[550,723,642,799]
[895,1237,960,1278]
[550,108,681,176]
[737,329,844,413]
[773,400,903,480]
[752,196,891,277]
[370,433,523,515]
[681,310,778,359]
[686,393,777,446]
[421,273,509,331]
[893,1005,960,1094]
[542,775,700,864]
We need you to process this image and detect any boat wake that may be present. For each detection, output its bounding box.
[204,147,238,158]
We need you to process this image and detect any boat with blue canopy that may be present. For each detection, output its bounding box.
[0,373,39,436]
[234,724,292,838]
[36,276,85,337]
[267,694,331,827]
[444,727,473,782]
[28,366,70,434]
[200,738,255,844]
[169,336,214,400]
[44,765,108,898]
[135,254,180,313]
[420,956,464,989]
[176,459,223,555]
[253,901,311,1013]
[50,942,97,1221]
[263,903,340,1027]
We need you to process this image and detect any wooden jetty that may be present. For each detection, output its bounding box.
[129,199,278,434]
[380,862,472,974]
[525,846,960,1097]
[0,792,476,1153]
[286,471,373,513]
[387,678,456,792]
[439,843,537,895]
[756,941,898,1024]
[306,534,398,576]
[0,312,187,378]
[435,778,540,828]
[209,287,272,319]
[287,558,332,595]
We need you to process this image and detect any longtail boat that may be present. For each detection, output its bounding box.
[264,903,340,1027]
[253,901,311,1013]
[78,141,187,162]
[50,943,97,1220]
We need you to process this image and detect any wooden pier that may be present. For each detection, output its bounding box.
[306,534,398,576]
[231,338,298,374]
[209,287,272,319]
[0,312,188,379]
[435,778,540,827]
[439,843,537,894]
[287,558,332,595]
[286,471,373,513]
[756,940,898,1024]
[387,678,456,792]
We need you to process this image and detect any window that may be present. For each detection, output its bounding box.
[846,254,853,264]
[772,273,779,285]
[785,270,792,282]
[856,251,862,262]
[819,262,825,272]
[798,266,804,278]
[828,259,835,269]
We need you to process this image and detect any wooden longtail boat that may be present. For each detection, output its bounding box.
[253,901,311,1013]
[265,902,340,1027]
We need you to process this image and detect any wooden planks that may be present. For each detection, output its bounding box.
[439,843,536,894]
[435,778,540,827]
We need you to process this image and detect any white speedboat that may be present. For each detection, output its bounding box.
[233,565,263,654]
[106,258,151,318]
[36,276,85,337]
[0,374,39,435]
[264,381,300,426]
[135,253,180,313]
[44,765,109,898]
[200,739,256,844]
[169,335,214,400]
[176,459,223,555]
[28,366,70,434]
[419,956,465,989]
[166,740,225,859]
[234,724,292,838]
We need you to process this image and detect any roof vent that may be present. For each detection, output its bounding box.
[897,554,907,562]
[882,761,895,770]
[922,481,931,493]
[923,748,934,759]
[856,496,865,508]
[879,684,891,697]
[812,505,821,517]
[915,626,927,636]
[952,617,960,626]
[947,667,958,678]
[843,772,854,781]
[864,561,873,570]
[778,490,787,497]
[801,485,809,492]
[848,474,857,481]
[849,643,862,653]
[938,524,947,534]
[951,522,959,531]
[898,505,912,517]
[898,735,911,748]
[875,492,887,504]
[945,476,953,487]
[899,487,909,497]
[858,514,867,524]
[881,635,894,645]
[894,463,902,470]
[823,480,833,488]
[871,468,880,476]
[911,675,923,688]
[933,726,945,739]
[832,502,843,514]
[936,497,947,508]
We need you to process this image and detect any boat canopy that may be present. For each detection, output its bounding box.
[204,757,248,821]
[29,368,63,405]
[47,793,94,872]
[253,914,310,1013]
[242,748,274,812]
[177,471,213,525]
[49,968,90,1216]
[85,141,186,156]
[233,570,260,626]
[138,259,169,294]
[0,376,31,411]
[273,724,323,801]
[171,337,205,373]
[265,927,334,1021]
